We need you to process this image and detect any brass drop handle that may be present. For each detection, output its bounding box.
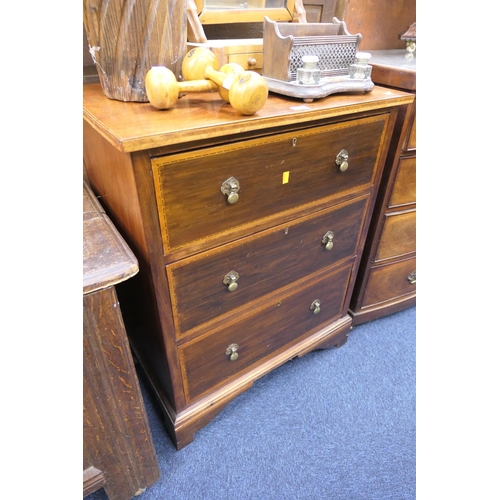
[247,57,257,68]
[335,149,349,172]
[223,270,240,291]
[310,299,321,314]
[408,270,416,284]
[225,343,239,361]
[221,176,240,204]
[322,231,334,250]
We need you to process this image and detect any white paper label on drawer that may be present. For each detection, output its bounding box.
[282,171,290,184]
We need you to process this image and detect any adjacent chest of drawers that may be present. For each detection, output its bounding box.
[83,84,414,449]
[349,50,416,324]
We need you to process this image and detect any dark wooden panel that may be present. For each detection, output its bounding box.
[169,194,369,336]
[341,0,416,51]
[83,287,159,500]
[179,261,353,402]
[300,0,337,22]
[153,115,388,256]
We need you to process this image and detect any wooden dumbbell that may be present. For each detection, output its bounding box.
[145,66,218,110]
[182,47,268,115]
[182,48,241,103]
[145,64,268,115]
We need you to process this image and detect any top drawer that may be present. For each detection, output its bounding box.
[152,114,389,260]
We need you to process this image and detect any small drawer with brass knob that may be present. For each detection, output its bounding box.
[228,53,263,71]
[178,261,353,403]
[187,41,264,72]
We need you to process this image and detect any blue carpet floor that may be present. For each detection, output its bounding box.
[87,306,416,500]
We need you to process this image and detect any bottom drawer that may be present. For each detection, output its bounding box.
[362,257,416,308]
[179,261,353,403]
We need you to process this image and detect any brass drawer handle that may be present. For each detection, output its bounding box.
[321,231,334,250]
[221,176,240,204]
[225,343,239,361]
[247,57,257,68]
[310,299,321,314]
[408,270,416,284]
[335,149,349,172]
[223,270,239,291]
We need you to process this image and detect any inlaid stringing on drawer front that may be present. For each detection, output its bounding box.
[168,194,370,338]
[151,114,389,258]
[178,261,353,403]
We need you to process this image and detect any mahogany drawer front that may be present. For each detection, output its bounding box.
[179,261,353,403]
[168,195,369,337]
[389,156,416,208]
[375,210,416,262]
[362,257,416,308]
[152,114,389,257]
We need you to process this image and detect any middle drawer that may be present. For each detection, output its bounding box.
[168,194,370,338]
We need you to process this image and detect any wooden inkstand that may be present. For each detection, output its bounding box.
[261,16,374,101]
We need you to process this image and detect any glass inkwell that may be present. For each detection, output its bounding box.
[297,55,321,85]
[349,52,372,79]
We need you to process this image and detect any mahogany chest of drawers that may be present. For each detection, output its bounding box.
[349,50,416,324]
[83,83,414,449]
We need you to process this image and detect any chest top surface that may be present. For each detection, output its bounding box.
[83,83,415,153]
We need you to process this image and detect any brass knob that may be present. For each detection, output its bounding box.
[223,270,239,291]
[408,270,416,284]
[321,231,334,251]
[221,176,240,204]
[310,299,321,314]
[225,343,239,361]
[335,149,349,172]
[247,57,257,68]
